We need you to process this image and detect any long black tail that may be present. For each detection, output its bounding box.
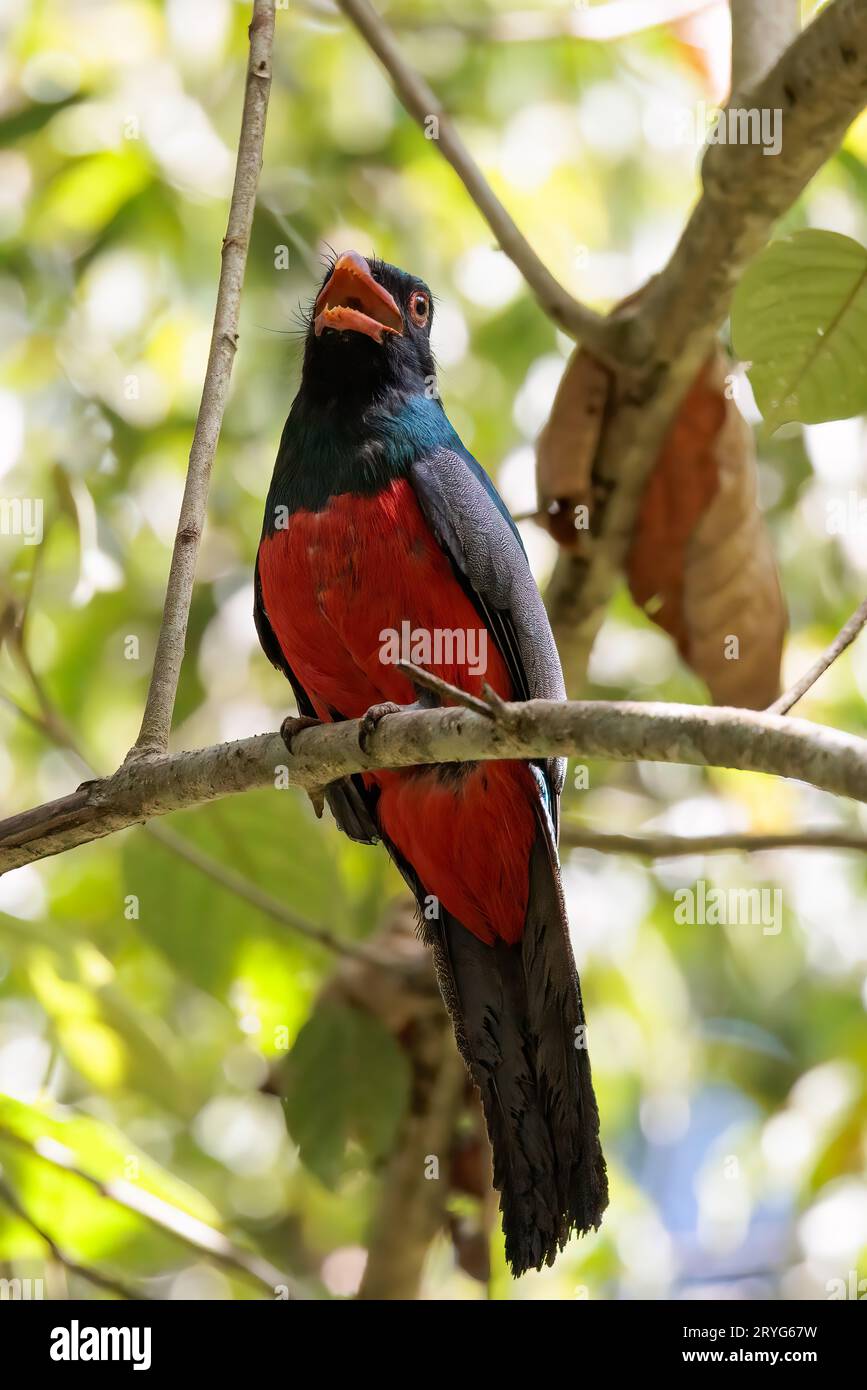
[427,825,608,1276]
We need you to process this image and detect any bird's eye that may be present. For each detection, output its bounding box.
[409,291,429,327]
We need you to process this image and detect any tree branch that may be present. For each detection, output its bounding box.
[358,1013,466,1300]
[560,824,867,856]
[131,0,275,758]
[4,700,867,874]
[332,0,622,358]
[547,0,867,687]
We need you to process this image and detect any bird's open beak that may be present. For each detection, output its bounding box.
[313,251,404,343]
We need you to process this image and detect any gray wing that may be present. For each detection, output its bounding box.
[410,443,567,828]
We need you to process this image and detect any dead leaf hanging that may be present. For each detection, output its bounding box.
[627,348,786,709]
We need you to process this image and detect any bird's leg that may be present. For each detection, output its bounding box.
[358,688,435,754]
[279,714,326,817]
[280,713,323,752]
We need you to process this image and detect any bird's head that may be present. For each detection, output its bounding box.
[300,251,436,405]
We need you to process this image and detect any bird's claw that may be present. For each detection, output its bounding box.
[280,715,325,816]
[280,713,322,754]
[358,701,402,754]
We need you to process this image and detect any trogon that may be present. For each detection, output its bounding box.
[255,251,608,1275]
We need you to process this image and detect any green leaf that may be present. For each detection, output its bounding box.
[0,913,196,1113]
[29,151,151,242]
[281,1004,411,1188]
[0,1095,222,1265]
[731,229,867,427]
[122,792,361,1052]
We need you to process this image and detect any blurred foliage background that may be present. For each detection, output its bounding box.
[1,0,867,1300]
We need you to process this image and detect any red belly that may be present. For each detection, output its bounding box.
[257,478,536,943]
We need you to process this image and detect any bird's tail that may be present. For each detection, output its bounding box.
[428,821,608,1276]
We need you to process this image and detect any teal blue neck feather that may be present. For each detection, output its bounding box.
[264,390,459,523]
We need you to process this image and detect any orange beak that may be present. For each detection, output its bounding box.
[313,251,404,344]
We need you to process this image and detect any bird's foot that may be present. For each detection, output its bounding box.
[280,713,322,754]
[358,702,401,754]
[279,714,325,817]
[358,700,426,754]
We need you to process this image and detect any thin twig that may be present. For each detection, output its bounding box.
[768,596,867,716]
[560,825,867,856]
[148,822,415,974]
[333,0,621,357]
[10,642,80,752]
[480,682,509,715]
[395,659,498,718]
[131,0,276,758]
[729,0,800,92]
[0,688,65,745]
[0,1173,145,1301]
[0,1127,290,1297]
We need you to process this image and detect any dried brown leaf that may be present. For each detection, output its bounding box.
[535,348,611,551]
[628,348,786,708]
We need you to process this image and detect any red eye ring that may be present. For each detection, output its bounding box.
[409,291,429,327]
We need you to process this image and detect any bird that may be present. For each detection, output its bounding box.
[254,250,608,1276]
